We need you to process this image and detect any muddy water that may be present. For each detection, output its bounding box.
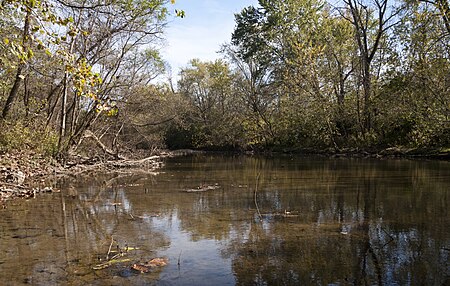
[0,155,449,285]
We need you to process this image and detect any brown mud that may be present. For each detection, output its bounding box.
[0,150,170,206]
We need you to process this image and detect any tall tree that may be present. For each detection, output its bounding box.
[177,59,243,149]
[47,0,171,154]
[341,0,399,133]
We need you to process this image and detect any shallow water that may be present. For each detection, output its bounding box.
[1,155,449,285]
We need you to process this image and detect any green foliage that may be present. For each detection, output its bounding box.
[141,0,450,152]
[164,123,194,149]
[176,59,245,150]
[0,119,58,156]
[0,0,175,157]
[1,0,449,156]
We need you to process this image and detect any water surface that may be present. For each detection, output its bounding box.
[1,155,449,285]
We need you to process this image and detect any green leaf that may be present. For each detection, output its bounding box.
[175,9,185,18]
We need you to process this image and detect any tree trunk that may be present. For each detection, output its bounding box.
[1,9,31,120]
[58,72,68,150]
[58,38,76,152]
[345,0,390,135]
[2,66,25,119]
[362,58,372,132]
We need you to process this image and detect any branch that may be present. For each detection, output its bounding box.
[130,116,177,127]
[83,130,124,159]
[54,0,110,10]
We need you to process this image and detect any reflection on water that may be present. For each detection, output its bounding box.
[0,155,449,285]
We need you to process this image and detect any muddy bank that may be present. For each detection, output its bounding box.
[0,151,169,206]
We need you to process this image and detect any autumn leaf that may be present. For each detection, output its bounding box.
[144,257,168,267]
[131,264,150,273]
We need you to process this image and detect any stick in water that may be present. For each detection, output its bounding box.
[106,236,114,260]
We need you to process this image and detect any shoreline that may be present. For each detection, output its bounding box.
[1,146,448,206]
[0,151,170,206]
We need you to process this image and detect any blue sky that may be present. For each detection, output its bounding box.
[162,0,259,77]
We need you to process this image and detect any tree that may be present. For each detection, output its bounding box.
[376,0,450,146]
[0,0,180,157]
[341,0,400,134]
[1,0,54,119]
[176,59,244,149]
[230,0,357,148]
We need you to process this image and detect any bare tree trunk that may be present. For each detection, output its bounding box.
[69,92,79,135]
[58,37,76,152]
[362,58,372,132]
[58,72,69,149]
[23,77,30,118]
[344,0,393,135]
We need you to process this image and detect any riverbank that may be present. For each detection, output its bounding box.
[284,146,450,160]
[0,150,168,206]
[1,146,449,206]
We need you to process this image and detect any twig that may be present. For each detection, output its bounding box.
[177,250,182,266]
[254,173,262,221]
[106,236,114,260]
[109,252,121,261]
[380,226,395,247]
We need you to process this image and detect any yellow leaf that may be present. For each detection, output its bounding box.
[171,0,175,3]
[3,38,9,45]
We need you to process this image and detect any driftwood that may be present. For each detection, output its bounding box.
[259,210,300,219]
[183,184,220,193]
[58,154,167,177]
[107,155,162,168]
[0,149,171,203]
[82,130,124,159]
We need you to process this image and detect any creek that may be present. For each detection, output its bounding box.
[1,155,449,285]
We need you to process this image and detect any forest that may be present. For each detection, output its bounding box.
[0,0,449,159]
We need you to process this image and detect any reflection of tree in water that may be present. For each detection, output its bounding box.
[93,158,448,285]
[0,173,171,285]
[225,219,357,285]
[217,158,449,285]
[3,156,447,285]
[352,176,383,285]
[350,165,449,285]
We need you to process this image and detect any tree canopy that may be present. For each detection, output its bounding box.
[1,0,449,157]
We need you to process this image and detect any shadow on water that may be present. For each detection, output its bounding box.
[0,155,449,285]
